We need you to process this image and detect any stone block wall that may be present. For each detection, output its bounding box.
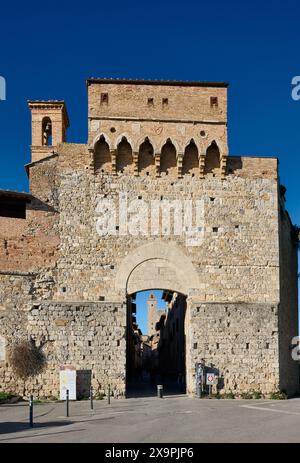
[53,147,280,305]
[189,302,280,395]
[0,301,126,398]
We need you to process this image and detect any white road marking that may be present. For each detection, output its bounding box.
[253,401,272,406]
[241,404,300,416]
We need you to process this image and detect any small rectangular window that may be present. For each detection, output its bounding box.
[162,98,168,106]
[210,96,218,107]
[101,92,108,104]
[147,97,154,106]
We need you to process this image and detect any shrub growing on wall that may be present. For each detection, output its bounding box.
[8,338,47,396]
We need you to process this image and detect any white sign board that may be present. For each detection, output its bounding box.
[0,336,5,361]
[60,370,76,400]
[206,373,215,385]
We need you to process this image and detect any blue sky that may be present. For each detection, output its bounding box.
[0,0,299,330]
[136,290,166,335]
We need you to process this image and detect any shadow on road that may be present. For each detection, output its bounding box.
[0,420,72,435]
[126,380,186,398]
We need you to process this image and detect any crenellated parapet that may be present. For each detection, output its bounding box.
[90,132,227,178]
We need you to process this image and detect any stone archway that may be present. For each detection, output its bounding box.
[115,241,199,396]
[115,241,199,297]
[127,258,184,295]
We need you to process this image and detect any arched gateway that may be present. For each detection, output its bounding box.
[116,241,200,296]
[116,242,200,396]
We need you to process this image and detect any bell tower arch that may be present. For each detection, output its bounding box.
[28,100,69,162]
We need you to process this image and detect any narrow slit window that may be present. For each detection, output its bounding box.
[101,93,109,105]
[210,96,218,108]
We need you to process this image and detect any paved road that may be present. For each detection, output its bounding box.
[1,395,300,442]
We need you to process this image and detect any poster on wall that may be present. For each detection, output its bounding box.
[59,368,76,400]
[0,336,5,361]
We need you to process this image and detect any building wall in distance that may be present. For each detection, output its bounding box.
[278,195,299,395]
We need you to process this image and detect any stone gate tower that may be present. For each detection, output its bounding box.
[0,78,298,399]
[147,293,157,337]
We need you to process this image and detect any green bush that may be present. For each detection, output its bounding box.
[0,392,15,401]
[221,391,235,399]
[269,391,288,400]
[78,397,89,401]
[240,390,262,399]
[94,392,104,400]
[240,392,253,399]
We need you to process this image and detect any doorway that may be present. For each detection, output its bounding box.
[126,289,187,397]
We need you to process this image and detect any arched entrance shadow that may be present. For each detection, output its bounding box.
[126,382,186,398]
[126,288,187,399]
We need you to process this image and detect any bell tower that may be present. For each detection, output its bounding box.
[28,100,69,162]
[147,292,157,337]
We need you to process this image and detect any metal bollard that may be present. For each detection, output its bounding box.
[107,384,111,404]
[90,385,93,410]
[196,382,201,399]
[157,385,163,398]
[65,389,69,417]
[29,394,33,428]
